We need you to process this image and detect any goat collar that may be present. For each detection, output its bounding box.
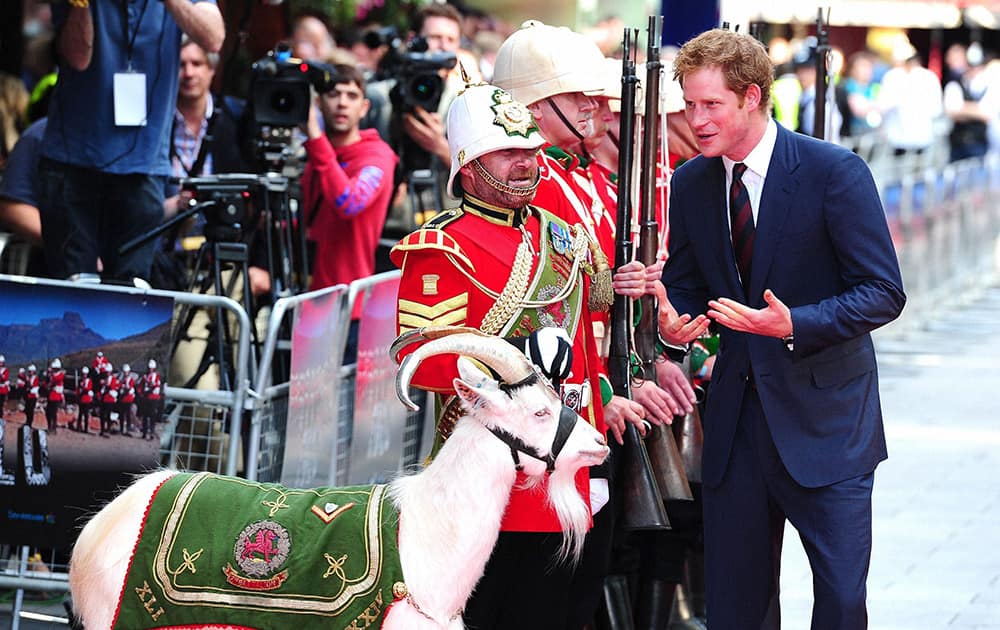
[489,404,579,473]
[404,592,463,627]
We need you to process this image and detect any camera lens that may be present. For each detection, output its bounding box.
[271,88,296,114]
[405,74,442,110]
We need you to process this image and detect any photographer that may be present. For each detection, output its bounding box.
[167,37,252,217]
[38,0,223,283]
[398,3,464,165]
[365,4,465,236]
[302,63,397,359]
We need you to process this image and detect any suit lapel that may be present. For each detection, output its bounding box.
[749,124,800,305]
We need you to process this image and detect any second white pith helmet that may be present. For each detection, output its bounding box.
[492,20,605,107]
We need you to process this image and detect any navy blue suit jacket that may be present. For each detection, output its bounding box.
[663,123,906,489]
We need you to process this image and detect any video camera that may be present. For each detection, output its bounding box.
[180,174,261,243]
[246,45,337,166]
[372,28,457,113]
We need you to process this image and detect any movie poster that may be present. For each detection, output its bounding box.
[0,280,173,550]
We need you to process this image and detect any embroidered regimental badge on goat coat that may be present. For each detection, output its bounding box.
[112,472,405,629]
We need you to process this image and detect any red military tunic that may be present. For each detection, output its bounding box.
[78,376,94,405]
[120,373,136,404]
[142,370,162,400]
[0,367,9,395]
[25,374,39,400]
[391,195,609,533]
[532,145,618,260]
[47,370,65,402]
[102,374,120,405]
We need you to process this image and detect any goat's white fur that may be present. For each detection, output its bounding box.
[70,357,609,629]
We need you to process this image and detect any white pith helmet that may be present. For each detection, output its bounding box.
[123,363,131,373]
[148,359,157,370]
[492,20,606,107]
[0,355,5,363]
[599,57,624,113]
[28,364,36,372]
[51,358,61,369]
[446,82,544,197]
[82,366,90,375]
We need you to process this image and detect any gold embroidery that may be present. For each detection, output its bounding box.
[346,591,384,630]
[392,582,408,599]
[136,580,165,622]
[422,274,440,296]
[398,308,468,330]
[398,294,468,317]
[168,547,204,577]
[322,552,349,580]
[261,491,290,517]
[310,501,354,524]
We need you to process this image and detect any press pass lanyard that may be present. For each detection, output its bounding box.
[122,0,151,70]
[113,0,151,126]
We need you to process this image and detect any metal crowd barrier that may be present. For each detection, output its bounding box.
[877,152,1000,337]
[0,274,253,628]
[246,270,432,488]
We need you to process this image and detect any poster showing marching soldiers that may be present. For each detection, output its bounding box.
[0,279,173,549]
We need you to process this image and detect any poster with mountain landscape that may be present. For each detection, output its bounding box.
[0,279,173,550]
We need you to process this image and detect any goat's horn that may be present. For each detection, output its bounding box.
[388,325,487,365]
[395,332,535,411]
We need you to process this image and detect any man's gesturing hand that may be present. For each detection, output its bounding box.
[657,285,711,345]
[707,289,793,339]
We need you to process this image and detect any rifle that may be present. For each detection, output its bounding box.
[636,15,662,381]
[635,16,693,503]
[813,7,831,140]
[610,26,670,531]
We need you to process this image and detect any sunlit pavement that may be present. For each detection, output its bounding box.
[780,285,1000,630]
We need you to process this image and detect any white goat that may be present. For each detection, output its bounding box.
[69,330,609,629]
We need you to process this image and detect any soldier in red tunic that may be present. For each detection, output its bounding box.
[139,359,162,440]
[118,363,137,436]
[392,80,648,629]
[99,363,119,438]
[45,357,65,433]
[76,366,95,433]
[0,355,9,419]
[23,364,39,427]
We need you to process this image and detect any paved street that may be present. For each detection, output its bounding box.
[780,283,1000,629]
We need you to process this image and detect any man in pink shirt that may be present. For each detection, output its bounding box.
[302,63,399,296]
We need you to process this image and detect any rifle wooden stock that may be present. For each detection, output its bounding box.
[610,27,670,531]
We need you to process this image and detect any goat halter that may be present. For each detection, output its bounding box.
[489,403,579,473]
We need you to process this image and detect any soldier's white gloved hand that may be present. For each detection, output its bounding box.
[506,327,574,383]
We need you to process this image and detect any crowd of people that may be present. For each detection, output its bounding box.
[0,352,163,440]
[0,3,914,629]
[770,33,1000,164]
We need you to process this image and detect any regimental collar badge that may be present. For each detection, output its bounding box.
[491,89,538,138]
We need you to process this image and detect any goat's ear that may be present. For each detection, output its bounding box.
[454,357,503,415]
[455,356,499,392]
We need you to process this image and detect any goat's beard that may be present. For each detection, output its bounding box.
[546,466,591,566]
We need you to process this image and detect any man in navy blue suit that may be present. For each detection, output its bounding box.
[616,28,905,629]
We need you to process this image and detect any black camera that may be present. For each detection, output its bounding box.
[249,45,336,127]
[180,174,261,243]
[378,34,457,113]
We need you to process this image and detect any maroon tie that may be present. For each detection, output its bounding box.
[729,162,755,294]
